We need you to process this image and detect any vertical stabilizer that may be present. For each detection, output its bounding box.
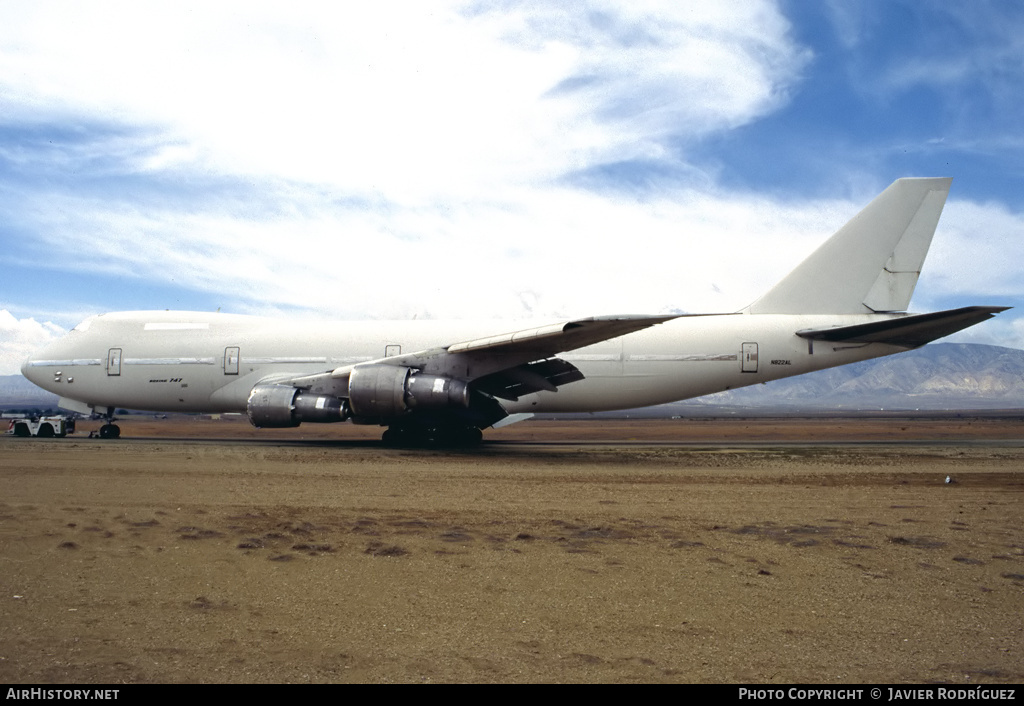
[745,177,952,315]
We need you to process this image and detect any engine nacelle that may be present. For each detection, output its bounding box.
[347,364,470,420]
[246,384,349,428]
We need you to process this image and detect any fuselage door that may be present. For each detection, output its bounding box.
[107,348,122,376]
[224,347,240,375]
[741,342,758,373]
[385,344,401,358]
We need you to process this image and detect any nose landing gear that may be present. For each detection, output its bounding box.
[94,408,121,439]
[98,423,121,439]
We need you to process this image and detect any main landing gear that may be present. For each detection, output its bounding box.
[381,423,483,448]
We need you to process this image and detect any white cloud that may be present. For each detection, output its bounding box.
[0,310,65,376]
[0,1,820,321]
[922,199,1024,301]
[2,1,1020,372]
[0,1,807,200]
[822,1,870,49]
[12,182,856,322]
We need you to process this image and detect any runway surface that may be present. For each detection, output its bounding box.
[1,418,1022,683]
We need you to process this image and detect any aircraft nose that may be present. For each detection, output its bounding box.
[21,341,56,388]
[21,353,42,385]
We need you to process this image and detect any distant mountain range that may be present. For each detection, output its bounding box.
[690,342,1024,411]
[3,343,1023,415]
[1,374,61,411]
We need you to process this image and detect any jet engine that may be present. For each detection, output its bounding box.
[347,364,470,420]
[246,365,471,428]
[246,384,349,428]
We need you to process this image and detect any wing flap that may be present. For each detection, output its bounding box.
[796,306,1009,347]
[473,358,586,401]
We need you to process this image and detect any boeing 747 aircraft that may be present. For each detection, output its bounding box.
[22,178,1006,444]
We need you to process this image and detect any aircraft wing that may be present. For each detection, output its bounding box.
[390,314,678,387]
[285,314,678,399]
[444,314,680,357]
[796,306,1009,348]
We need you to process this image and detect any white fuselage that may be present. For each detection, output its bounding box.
[22,310,906,417]
[21,179,992,429]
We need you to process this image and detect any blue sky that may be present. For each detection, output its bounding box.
[2,1,1022,374]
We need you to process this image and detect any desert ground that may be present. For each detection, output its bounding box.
[1,416,1022,684]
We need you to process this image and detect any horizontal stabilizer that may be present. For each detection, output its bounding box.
[796,306,1010,348]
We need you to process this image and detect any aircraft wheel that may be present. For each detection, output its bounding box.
[442,426,483,447]
[427,425,483,447]
[382,424,482,448]
[99,424,121,439]
[381,426,413,447]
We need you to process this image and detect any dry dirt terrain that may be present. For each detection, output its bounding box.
[1,417,1022,683]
